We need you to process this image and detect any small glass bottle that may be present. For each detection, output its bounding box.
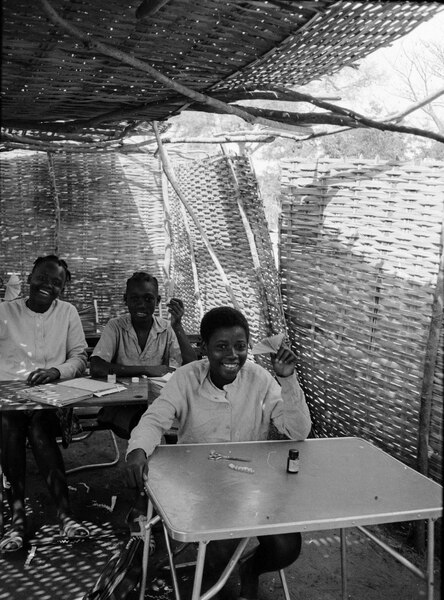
[107,369,116,384]
[287,449,300,473]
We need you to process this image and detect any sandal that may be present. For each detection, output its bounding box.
[0,525,25,553]
[60,517,90,539]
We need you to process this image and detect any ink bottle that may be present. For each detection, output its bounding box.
[287,449,299,473]
[107,370,116,384]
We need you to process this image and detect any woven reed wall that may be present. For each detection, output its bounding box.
[167,155,285,348]
[0,152,165,323]
[0,151,284,350]
[279,158,443,482]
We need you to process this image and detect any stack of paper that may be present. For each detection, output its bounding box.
[148,371,174,388]
[61,377,126,397]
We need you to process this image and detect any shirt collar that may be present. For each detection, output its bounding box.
[196,358,241,392]
[23,296,58,316]
[122,313,168,333]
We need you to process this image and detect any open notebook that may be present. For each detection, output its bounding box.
[61,377,126,397]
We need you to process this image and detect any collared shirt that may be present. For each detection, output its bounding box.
[92,314,182,368]
[0,297,88,381]
[127,358,312,459]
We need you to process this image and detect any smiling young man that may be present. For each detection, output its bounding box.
[0,255,89,552]
[90,272,196,439]
[125,306,311,600]
[90,272,195,380]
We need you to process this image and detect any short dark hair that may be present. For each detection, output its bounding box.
[200,306,250,344]
[31,255,71,283]
[125,272,159,293]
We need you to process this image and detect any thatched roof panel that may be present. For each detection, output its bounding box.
[1,0,440,138]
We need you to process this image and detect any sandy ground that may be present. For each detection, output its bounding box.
[0,431,441,600]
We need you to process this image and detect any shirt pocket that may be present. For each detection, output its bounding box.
[184,399,230,443]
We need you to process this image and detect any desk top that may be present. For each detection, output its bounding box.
[146,438,443,542]
[0,378,161,410]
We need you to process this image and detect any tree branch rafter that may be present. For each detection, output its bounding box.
[1,0,442,152]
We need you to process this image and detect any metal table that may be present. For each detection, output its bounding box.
[141,438,442,600]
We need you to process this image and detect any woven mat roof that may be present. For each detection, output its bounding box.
[1,0,440,145]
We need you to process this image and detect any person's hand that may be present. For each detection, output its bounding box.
[145,364,175,377]
[125,449,149,493]
[167,298,185,327]
[271,345,297,378]
[27,367,60,386]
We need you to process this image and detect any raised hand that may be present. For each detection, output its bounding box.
[271,344,297,378]
[167,298,185,327]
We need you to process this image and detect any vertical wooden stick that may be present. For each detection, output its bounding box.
[153,122,241,311]
[414,215,443,551]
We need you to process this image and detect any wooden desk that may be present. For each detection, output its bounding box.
[0,378,161,411]
[142,438,442,600]
[0,378,162,536]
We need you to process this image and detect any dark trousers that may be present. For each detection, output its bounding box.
[204,532,302,598]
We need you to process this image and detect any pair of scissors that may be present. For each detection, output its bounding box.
[208,449,251,462]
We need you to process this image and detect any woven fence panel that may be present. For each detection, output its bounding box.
[0,152,57,269]
[279,158,443,481]
[0,152,165,324]
[168,155,285,348]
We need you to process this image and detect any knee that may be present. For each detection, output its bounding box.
[262,532,302,567]
[206,539,239,571]
[2,412,26,430]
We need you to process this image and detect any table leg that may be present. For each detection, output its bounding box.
[200,537,250,600]
[427,518,435,600]
[279,569,291,600]
[191,540,208,600]
[138,498,159,600]
[163,523,182,600]
[340,528,348,600]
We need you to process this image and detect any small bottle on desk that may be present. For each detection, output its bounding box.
[107,370,116,384]
[287,449,300,473]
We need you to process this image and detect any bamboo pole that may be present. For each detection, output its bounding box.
[159,164,174,317]
[152,122,241,311]
[176,199,204,322]
[222,147,276,336]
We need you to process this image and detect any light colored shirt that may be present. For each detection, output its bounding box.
[92,314,182,368]
[0,297,88,380]
[127,358,311,459]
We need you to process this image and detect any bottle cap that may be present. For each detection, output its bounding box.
[289,449,299,460]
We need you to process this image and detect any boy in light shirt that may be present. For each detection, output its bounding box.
[90,271,196,438]
[126,306,311,600]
